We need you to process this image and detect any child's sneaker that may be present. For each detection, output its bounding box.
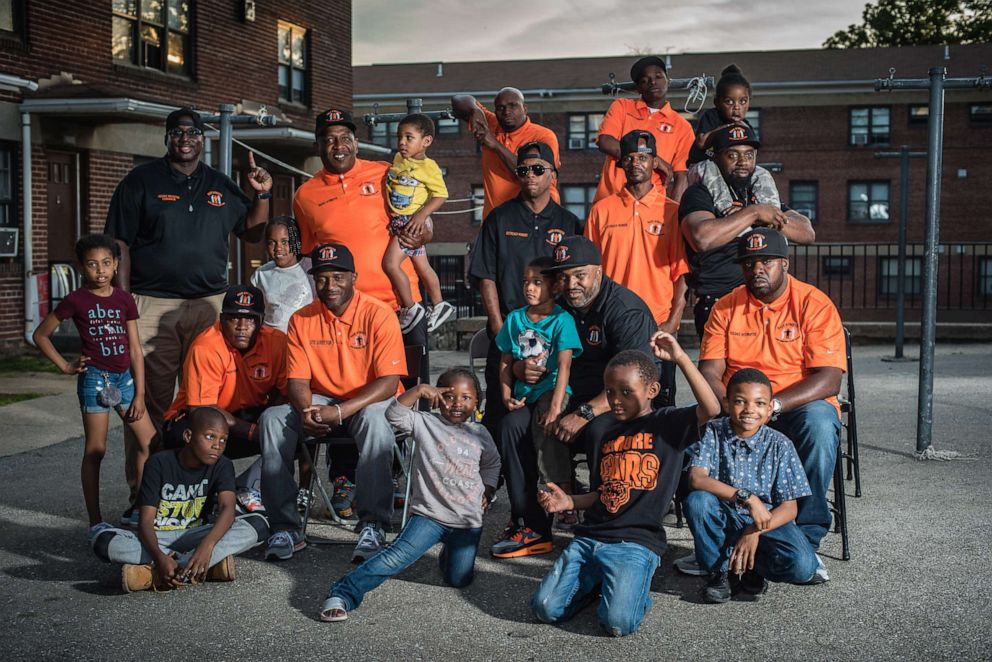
[236,488,265,514]
[319,596,349,622]
[121,563,171,593]
[296,488,312,513]
[553,509,580,531]
[120,506,139,528]
[352,522,385,564]
[206,555,236,582]
[87,521,114,544]
[426,300,456,332]
[265,530,306,561]
[491,526,552,558]
[398,303,426,334]
[331,476,357,518]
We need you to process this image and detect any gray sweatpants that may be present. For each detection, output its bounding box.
[92,512,269,567]
[259,397,395,534]
[689,160,780,216]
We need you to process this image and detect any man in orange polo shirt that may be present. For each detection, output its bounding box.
[259,243,406,564]
[594,56,694,204]
[698,228,845,563]
[451,88,561,220]
[162,284,286,459]
[586,130,688,404]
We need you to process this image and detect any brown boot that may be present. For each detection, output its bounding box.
[122,563,174,592]
[206,555,236,582]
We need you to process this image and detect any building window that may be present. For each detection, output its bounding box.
[879,257,921,297]
[278,21,308,105]
[567,113,604,150]
[822,256,852,277]
[849,107,890,146]
[0,148,13,227]
[0,0,25,38]
[112,0,192,76]
[970,104,992,124]
[562,185,596,218]
[789,181,818,223]
[909,104,928,126]
[979,258,992,297]
[848,181,890,223]
[472,186,484,226]
[370,121,399,149]
[745,108,761,137]
[436,117,460,136]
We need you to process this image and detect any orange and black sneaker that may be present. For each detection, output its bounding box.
[490,526,552,558]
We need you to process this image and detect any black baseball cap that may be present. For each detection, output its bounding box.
[221,284,265,318]
[315,109,357,136]
[308,243,356,275]
[619,130,657,158]
[166,107,205,132]
[737,228,789,262]
[630,55,667,82]
[709,123,761,153]
[542,235,602,273]
[516,141,556,166]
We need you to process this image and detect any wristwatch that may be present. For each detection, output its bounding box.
[577,403,596,421]
[770,398,783,421]
[735,488,753,507]
[257,191,273,200]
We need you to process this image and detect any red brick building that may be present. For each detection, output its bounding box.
[354,44,992,323]
[0,0,354,349]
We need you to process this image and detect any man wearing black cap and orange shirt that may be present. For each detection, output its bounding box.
[105,107,273,524]
[594,56,695,204]
[259,243,406,564]
[679,123,814,339]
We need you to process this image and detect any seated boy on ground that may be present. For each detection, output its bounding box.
[92,407,269,592]
[532,336,720,637]
[685,367,822,604]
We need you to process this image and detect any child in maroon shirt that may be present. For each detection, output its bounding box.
[33,234,158,542]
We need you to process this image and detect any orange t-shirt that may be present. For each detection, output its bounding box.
[585,185,689,325]
[164,323,287,419]
[286,291,406,400]
[699,276,847,413]
[593,99,694,204]
[476,104,561,220]
[293,159,419,309]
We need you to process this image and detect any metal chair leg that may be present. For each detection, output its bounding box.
[832,445,851,561]
[301,443,351,545]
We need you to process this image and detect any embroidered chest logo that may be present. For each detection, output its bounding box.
[157,194,180,202]
[587,325,602,346]
[360,182,377,196]
[318,245,337,261]
[252,365,269,380]
[546,228,565,246]
[234,291,254,307]
[645,222,663,236]
[349,332,368,349]
[599,433,659,513]
[777,323,800,342]
[658,122,673,134]
[206,190,225,207]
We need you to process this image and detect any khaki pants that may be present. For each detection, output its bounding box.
[123,292,224,501]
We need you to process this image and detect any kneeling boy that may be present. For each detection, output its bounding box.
[92,407,269,592]
[531,335,720,637]
[685,367,821,604]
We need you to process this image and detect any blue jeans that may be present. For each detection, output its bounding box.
[531,536,659,638]
[329,515,482,610]
[771,400,841,548]
[684,491,818,583]
[77,368,135,414]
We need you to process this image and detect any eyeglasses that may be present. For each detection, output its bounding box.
[515,164,553,178]
[167,128,204,139]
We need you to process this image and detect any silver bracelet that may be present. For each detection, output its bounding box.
[334,404,343,427]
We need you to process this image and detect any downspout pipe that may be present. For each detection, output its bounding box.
[21,110,33,344]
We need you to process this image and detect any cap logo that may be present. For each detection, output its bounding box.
[728,126,747,141]
[746,234,766,251]
[546,229,565,246]
[349,332,367,349]
[234,291,254,307]
[554,244,570,264]
[318,246,337,261]
[326,110,344,121]
[206,190,225,207]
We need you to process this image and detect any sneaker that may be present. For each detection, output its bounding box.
[296,488,312,513]
[426,300,456,332]
[87,521,114,544]
[398,303,426,334]
[553,509,580,531]
[674,553,709,577]
[236,488,265,514]
[206,555,236,582]
[730,569,768,600]
[331,476,357,518]
[702,572,732,604]
[319,596,349,622]
[352,522,385,564]
[806,553,830,585]
[491,526,553,558]
[265,530,306,561]
[120,506,139,528]
[121,563,171,593]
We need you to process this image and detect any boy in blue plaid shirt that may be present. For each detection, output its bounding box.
[685,367,822,604]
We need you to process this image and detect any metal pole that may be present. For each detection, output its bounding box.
[894,145,909,358]
[916,67,945,454]
[217,104,241,283]
[406,98,423,115]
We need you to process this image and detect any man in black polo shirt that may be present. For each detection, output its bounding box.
[468,141,584,435]
[104,107,272,518]
[679,123,814,338]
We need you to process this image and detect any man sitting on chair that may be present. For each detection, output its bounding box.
[697,227,846,580]
[259,243,406,564]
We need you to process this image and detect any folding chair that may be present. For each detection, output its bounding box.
[300,344,425,544]
[839,327,862,497]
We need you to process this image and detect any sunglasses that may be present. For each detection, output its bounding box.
[167,128,204,139]
[515,164,553,178]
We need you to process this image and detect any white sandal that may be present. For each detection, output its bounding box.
[319,596,348,622]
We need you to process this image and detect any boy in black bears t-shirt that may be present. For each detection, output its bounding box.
[92,407,269,592]
[532,334,720,637]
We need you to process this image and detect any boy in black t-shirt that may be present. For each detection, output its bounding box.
[532,336,720,637]
[92,407,269,592]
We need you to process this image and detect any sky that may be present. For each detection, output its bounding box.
[353,0,872,65]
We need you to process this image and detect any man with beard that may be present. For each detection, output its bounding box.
[698,227,845,582]
[679,123,814,339]
[451,88,561,220]
[105,107,273,523]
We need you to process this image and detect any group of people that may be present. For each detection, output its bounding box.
[31,54,849,637]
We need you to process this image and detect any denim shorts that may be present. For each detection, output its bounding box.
[77,368,135,414]
[388,214,432,257]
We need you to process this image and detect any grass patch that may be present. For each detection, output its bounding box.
[0,392,46,406]
[0,355,63,375]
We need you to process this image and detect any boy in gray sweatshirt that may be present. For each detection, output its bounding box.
[319,367,500,622]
